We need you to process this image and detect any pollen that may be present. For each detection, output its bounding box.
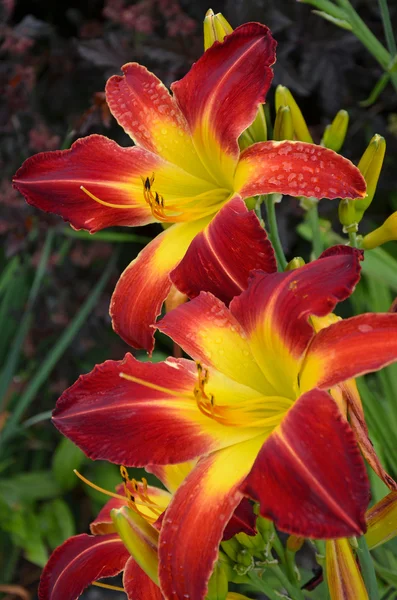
[141,172,167,221]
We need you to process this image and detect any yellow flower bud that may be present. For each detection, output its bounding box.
[275,85,313,143]
[365,491,397,549]
[338,198,357,228]
[362,211,397,250]
[203,9,233,50]
[286,535,305,553]
[321,109,349,152]
[285,256,305,271]
[353,134,386,223]
[273,106,294,141]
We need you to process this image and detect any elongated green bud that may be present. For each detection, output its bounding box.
[353,134,386,223]
[275,85,313,143]
[111,507,159,584]
[338,198,357,228]
[285,257,305,271]
[203,9,233,49]
[321,110,349,152]
[273,106,294,141]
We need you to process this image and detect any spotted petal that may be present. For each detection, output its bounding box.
[234,141,366,200]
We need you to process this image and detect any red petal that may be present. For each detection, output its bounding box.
[240,389,369,538]
[90,491,126,535]
[159,437,265,600]
[38,533,129,600]
[172,24,276,185]
[300,313,397,392]
[13,135,159,232]
[170,196,277,305]
[52,354,255,466]
[110,217,209,352]
[341,381,397,491]
[106,63,209,182]
[124,556,163,600]
[235,141,366,200]
[223,498,256,540]
[229,248,362,397]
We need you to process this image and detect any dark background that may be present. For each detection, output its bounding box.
[1,1,397,598]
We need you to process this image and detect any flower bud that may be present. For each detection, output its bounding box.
[111,506,159,584]
[362,211,397,250]
[275,85,313,143]
[286,535,305,553]
[235,531,265,553]
[221,536,242,562]
[353,134,386,223]
[255,514,273,542]
[273,106,294,141]
[338,198,357,228]
[203,9,233,50]
[285,256,305,271]
[321,109,349,152]
[365,491,397,549]
[206,561,229,600]
[235,549,254,575]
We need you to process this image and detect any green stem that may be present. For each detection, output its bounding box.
[357,536,380,600]
[306,202,323,257]
[264,195,287,271]
[335,0,397,93]
[270,564,306,600]
[378,0,397,56]
[299,0,348,20]
[348,229,358,247]
[247,571,282,600]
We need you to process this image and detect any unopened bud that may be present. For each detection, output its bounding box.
[338,198,357,228]
[203,9,233,50]
[221,537,242,562]
[275,85,313,143]
[273,106,294,141]
[285,256,305,271]
[362,211,397,249]
[286,535,305,553]
[353,134,386,223]
[111,507,159,584]
[365,491,397,549]
[321,109,349,152]
[234,549,254,575]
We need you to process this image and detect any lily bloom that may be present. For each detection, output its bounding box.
[39,463,256,600]
[326,491,397,600]
[13,23,366,352]
[51,219,397,600]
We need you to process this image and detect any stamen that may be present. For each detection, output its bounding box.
[119,372,193,400]
[74,469,126,502]
[120,466,163,520]
[92,582,125,592]
[80,185,134,209]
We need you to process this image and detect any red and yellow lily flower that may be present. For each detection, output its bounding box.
[39,463,256,599]
[13,23,366,352]
[51,212,397,600]
[326,491,397,600]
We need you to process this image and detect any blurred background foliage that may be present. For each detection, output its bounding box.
[0,0,397,598]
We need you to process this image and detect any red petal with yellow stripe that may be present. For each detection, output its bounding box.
[299,313,397,392]
[13,135,159,232]
[326,539,368,600]
[110,216,210,352]
[172,23,276,187]
[229,248,362,398]
[124,556,164,600]
[53,354,260,466]
[159,436,266,600]
[235,141,366,200]
[171,196,277,304]
[38,533,130,600]
[240,389,369,538]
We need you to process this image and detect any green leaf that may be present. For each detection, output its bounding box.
[39,499,75,549]
[52,438,86,491]
[0,471,61,505]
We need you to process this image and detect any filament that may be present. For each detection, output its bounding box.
[92,582,125,592]
[119,372,193,400]
[80,185,134,209]
[74,469,126,502]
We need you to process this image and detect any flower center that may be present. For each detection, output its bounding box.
[193,362,293,429]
